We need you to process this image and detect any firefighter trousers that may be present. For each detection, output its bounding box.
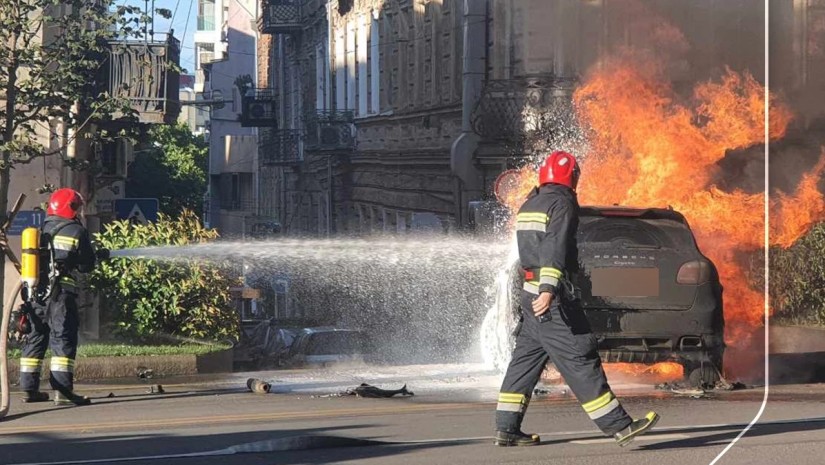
[19,291,80,395]
[495,290,633,436]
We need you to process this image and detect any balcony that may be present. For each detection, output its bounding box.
[240,89,277,127]
[304,110,355,151]
[101,34,181,125]
[260,0,302,34]
[471,75,577,143]
[259,130,302,165]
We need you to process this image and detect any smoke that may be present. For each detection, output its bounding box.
[713,118,825,196]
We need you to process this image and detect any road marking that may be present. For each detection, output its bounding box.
[570,433,690,444]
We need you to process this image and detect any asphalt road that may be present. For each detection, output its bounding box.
[1,364,825,465]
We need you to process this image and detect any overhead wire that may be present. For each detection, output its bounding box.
[170,0,183,25]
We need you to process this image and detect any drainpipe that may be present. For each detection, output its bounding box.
[450,0,487,228]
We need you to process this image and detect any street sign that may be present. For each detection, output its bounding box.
[7,210,45,236]
[114,198,159,225]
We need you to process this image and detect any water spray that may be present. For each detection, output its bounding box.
[116,236,512,365]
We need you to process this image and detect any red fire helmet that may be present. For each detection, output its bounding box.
[47,188,84,220]
[538,151,580,190]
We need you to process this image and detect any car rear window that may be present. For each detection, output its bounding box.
[578,217,696,250]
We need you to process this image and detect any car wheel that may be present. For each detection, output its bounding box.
[688,364,721,388]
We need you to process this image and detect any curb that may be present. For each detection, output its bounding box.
[7,348,233,383]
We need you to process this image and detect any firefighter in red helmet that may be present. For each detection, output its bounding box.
[18,188,109,406]
[493,151,660,447]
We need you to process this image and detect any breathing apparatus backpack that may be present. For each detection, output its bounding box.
[16,224,70,333]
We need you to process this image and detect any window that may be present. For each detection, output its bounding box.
[346,21,357,110]
[197,0,216,30]
[316,42,329,111]
[357,15,368,116]
[335,29,346,110]
[370,14,380,114]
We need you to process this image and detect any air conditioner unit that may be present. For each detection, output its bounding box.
[248,102,269,120]
[318,122,354,149]
[241,93,277,127]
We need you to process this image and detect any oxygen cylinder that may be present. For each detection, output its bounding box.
[20,227,39,291]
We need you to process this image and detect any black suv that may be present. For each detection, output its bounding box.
[574,206,724,385]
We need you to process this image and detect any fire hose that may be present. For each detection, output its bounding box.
[0,194,27,420]
[1,281,22,419]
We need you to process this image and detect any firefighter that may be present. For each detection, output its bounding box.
[19,188,109,406]
[494,151,660,447]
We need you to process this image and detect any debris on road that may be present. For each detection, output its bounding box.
[247,378,272,394]
[655,382,709,398]
[714,379,748,391]
[147,384,165,394]
[348,383,414,398]
[136,367,154,379]
[313,383,414,398]
[533,386,569,397]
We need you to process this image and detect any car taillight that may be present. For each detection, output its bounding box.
[676,260,710,285]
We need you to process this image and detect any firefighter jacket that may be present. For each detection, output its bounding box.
[37,215,97,297]
[515,183,579,296]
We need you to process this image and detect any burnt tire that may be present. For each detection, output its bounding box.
[688,364,720,388]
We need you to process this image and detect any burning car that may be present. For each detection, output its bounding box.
[575,206,724,386]
[481,203,724,387]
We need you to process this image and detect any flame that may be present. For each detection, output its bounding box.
[770,152,825,248]
[542,362,684,385]
[495,52,825,350]
[604,362,685,384]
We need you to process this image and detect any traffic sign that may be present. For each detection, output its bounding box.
[7,210,45,236]
[114,198,159,225]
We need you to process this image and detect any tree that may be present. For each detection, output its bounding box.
[0,0,158,330]
[127,123,208,217]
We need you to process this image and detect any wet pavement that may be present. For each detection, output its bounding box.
[0,363,824,464]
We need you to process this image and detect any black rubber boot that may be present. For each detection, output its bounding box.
[53,391,91,406]
[614,411,660,447]
[493,430,541,447]
[21,391,50,403]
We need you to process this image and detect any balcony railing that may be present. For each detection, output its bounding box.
[303,110,355,151]
[471,75,577,142]
[259,129,302,165]
[101,34,181,125]
[241,89,277,127]
[260,0,302,34]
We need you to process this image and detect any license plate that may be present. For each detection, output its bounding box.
[591,267,659,297]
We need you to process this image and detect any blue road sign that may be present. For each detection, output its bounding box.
[114,198,159,225]
[7,210,46,236]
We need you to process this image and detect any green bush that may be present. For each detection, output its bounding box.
[91,211,241,342]
[771,222,825,326]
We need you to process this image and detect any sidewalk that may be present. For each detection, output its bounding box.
[5,348,233,384]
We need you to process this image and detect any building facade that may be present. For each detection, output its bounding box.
[201,0,262,237]
[250,0,822,240]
